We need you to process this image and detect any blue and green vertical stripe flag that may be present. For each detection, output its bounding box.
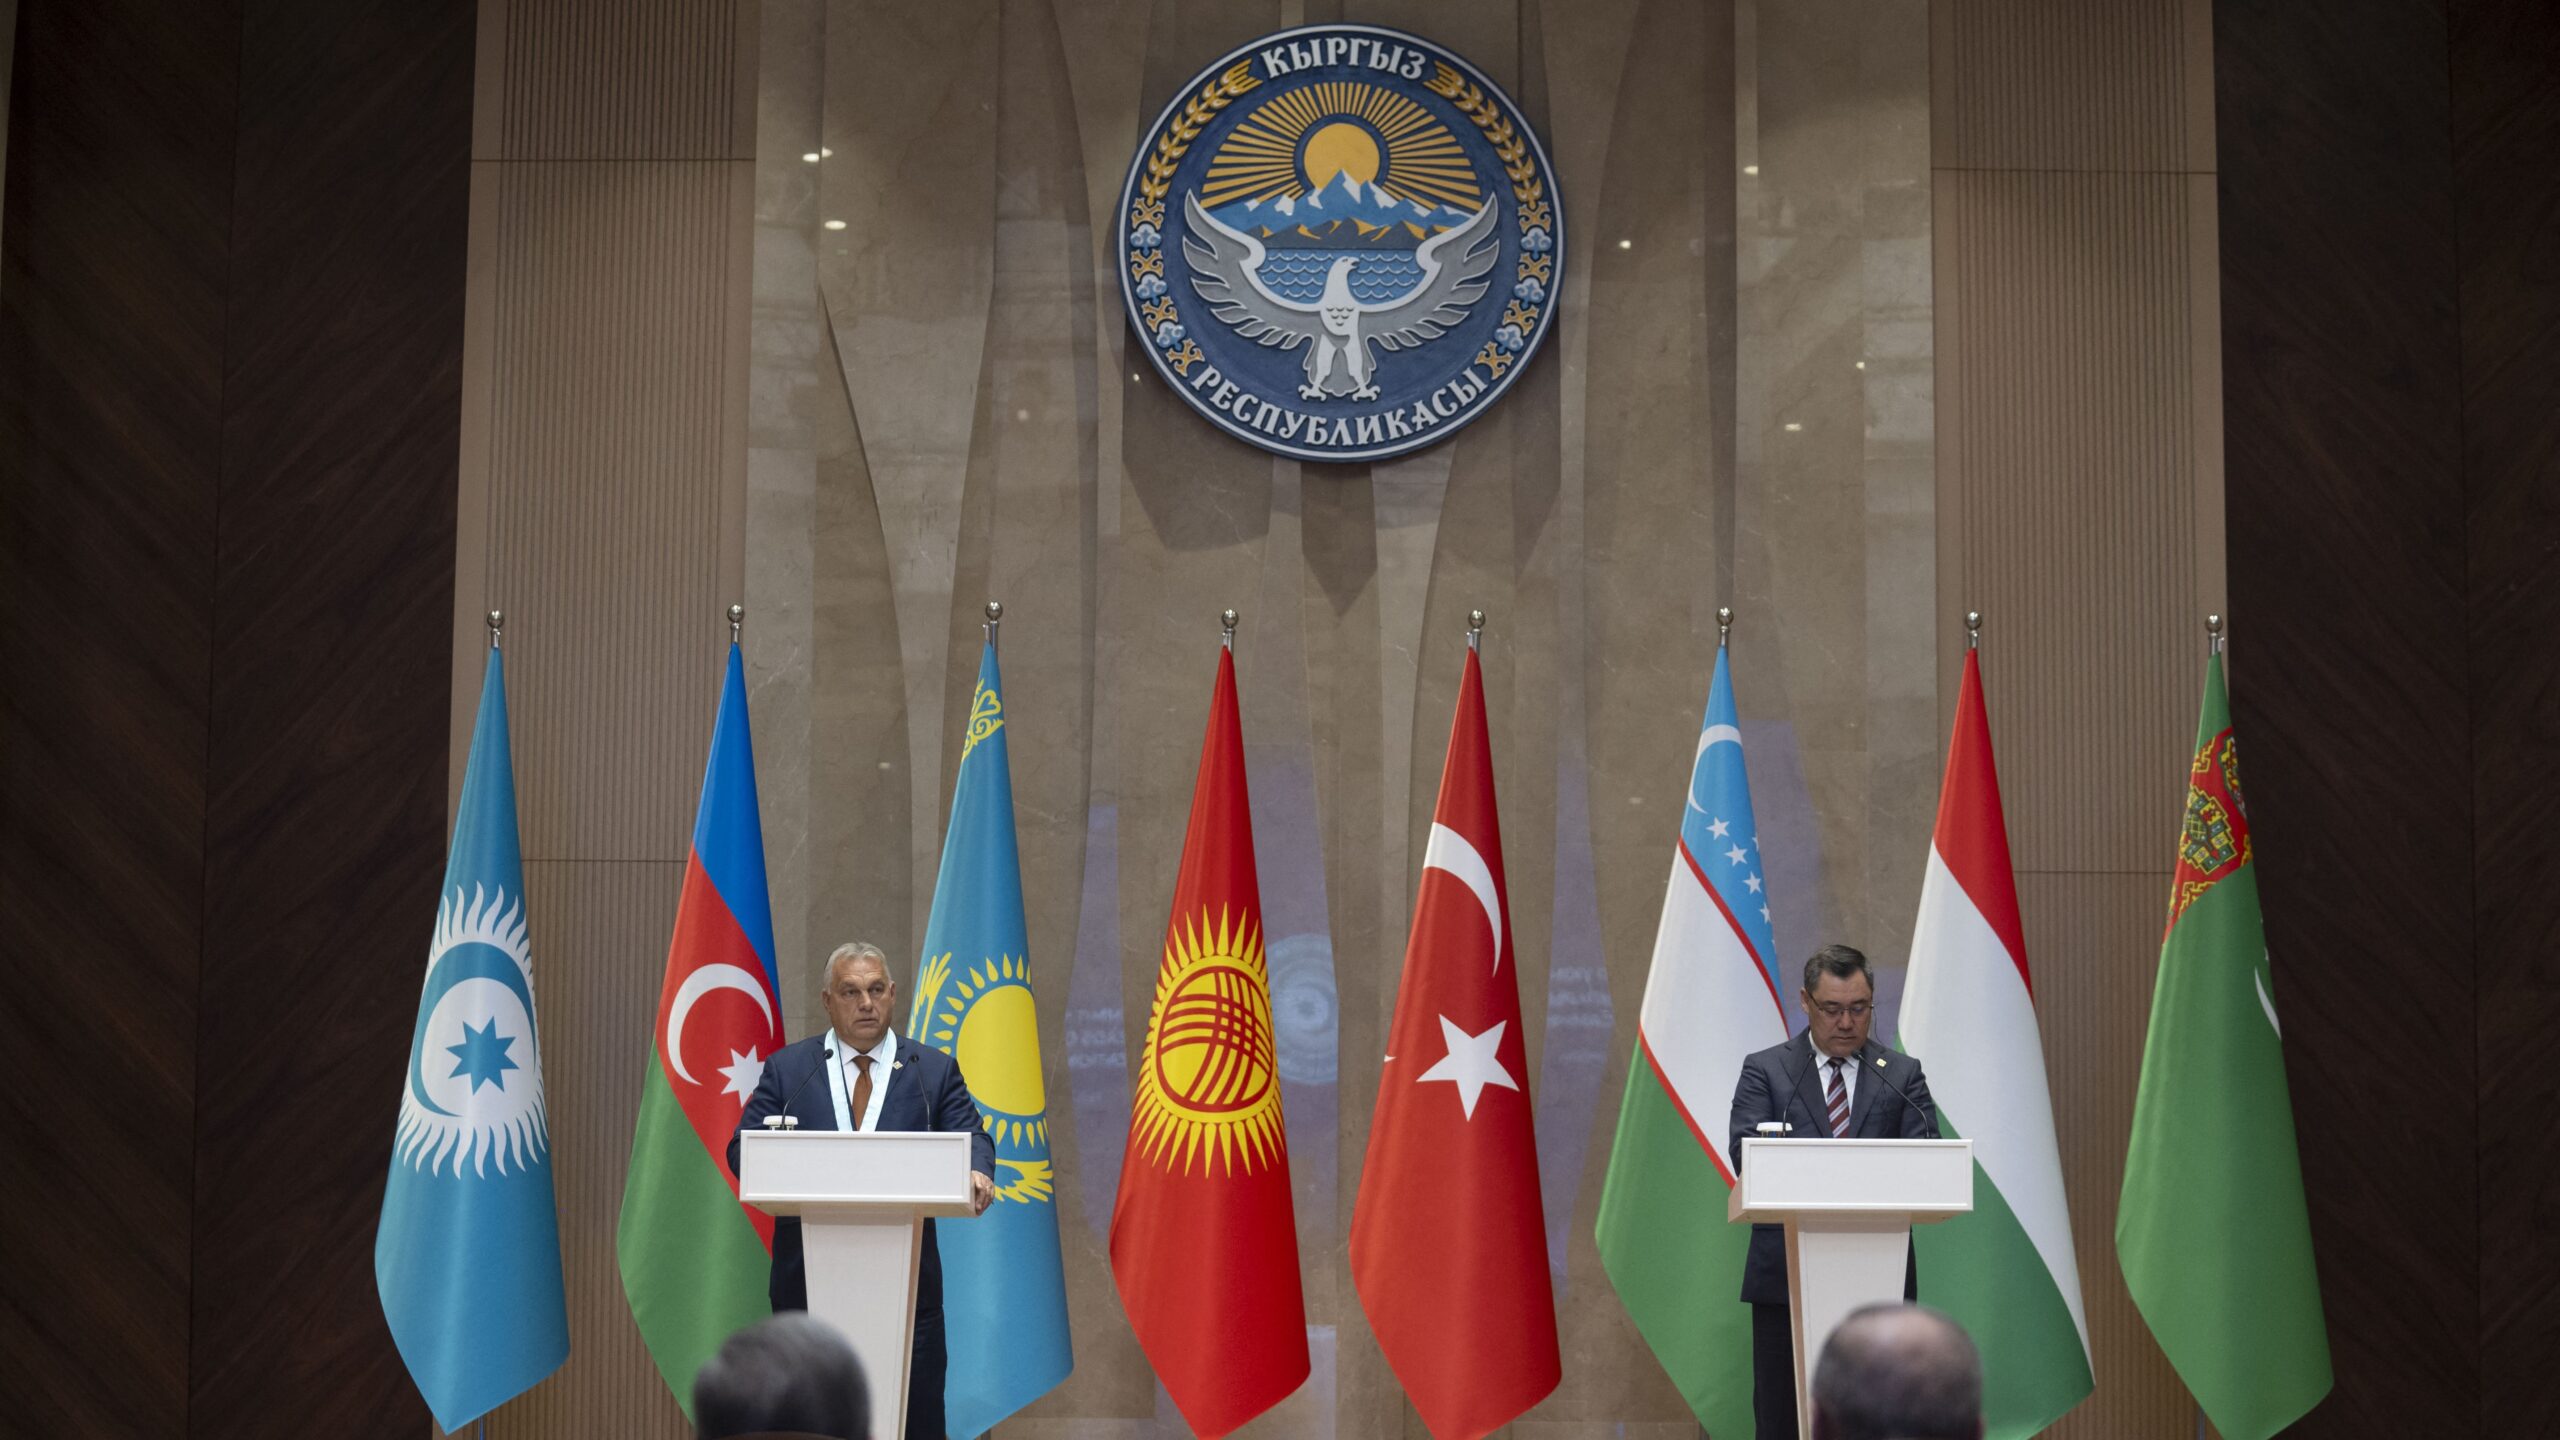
[910,638,1073,1436]
[376,646,569,1430]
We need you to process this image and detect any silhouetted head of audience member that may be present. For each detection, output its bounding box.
[692,1312,871,1440]
[1810,1302,1984,1440]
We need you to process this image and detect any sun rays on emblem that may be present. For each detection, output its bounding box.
[397,884,550,1178]
[1201,80,1483,210]
[915,951,1051,1154]
[1131,908,1288,1177]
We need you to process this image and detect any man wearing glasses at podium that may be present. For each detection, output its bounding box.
[1727,944,1940,1440]
[732,942,997,1440]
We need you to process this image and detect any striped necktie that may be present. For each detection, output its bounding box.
[1824,1057,1850,1137]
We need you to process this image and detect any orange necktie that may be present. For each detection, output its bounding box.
[850,1054,874,1131]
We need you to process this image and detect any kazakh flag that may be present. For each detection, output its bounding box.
[376,647,569,1430]
[910,640,1072,1436]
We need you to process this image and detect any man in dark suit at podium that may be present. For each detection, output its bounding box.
[733,942,996,1440]
[1726,945,1940,1440]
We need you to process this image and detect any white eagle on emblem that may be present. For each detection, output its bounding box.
[1183,192,1500,402]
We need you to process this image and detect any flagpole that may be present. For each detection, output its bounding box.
[1467,608,1484,652]
[1965,609,1981,651]
[2206,612,2225,655]
[728,602,744,645]
[1221,607,1238,651]
[985,599,1003,650]
[486,609,503,650]
[1716,604,1732,648]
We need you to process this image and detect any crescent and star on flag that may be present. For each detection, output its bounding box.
[1398,819,1521,1122]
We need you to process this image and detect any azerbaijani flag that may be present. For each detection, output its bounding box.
[1898,645,2094,1437]
[1594,641,1789,1437]
[1108,642,1309,1437]
[2118,651,2331,1439]
[616,642,786,1415]
[909,639,1073,1435]
[376,646,569,1430]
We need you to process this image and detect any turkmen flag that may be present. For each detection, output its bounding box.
[1900,647,2093,1437]
[617,643,786,1416]
[1595,642,1790,1438]
[910,640,1072,1436]
[376,648,569,1430]
[2118,653,2331,1440]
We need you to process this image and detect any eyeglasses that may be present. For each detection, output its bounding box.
[1809,1002,1871,1021]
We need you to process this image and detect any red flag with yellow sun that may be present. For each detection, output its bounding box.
[1109,641,1310,1437]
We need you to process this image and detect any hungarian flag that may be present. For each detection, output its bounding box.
[2118,652,2331,1440]
[1109,644,1308,1437]
[1594,642,1789,1437]
[616,643,786,1415]
[1898,647,2093,1437]
[1350,642,1559,1438]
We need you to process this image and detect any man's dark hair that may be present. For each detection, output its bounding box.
[1810,1302,1984,1440]
[692,1312,871,1440]
[1802,943,1874,996]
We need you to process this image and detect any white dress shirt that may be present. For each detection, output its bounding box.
[823,1028,898,1133]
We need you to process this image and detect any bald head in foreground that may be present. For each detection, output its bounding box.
[1811,1303,1984,1440]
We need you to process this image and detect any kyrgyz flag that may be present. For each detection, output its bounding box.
[1898,646,2093,1438]
[2118,652,2331,1440]
[1109,643,1309,1437]
[1594,642,1789,1437]
[1350,642,1559,1438]
[909,639,1072,1435]
[616,642,786,1415]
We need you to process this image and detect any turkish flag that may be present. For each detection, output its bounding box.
[1350,644,1560,1438]
[1108,645,1309,1437]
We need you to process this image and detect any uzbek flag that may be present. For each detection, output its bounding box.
[376,647,569,1431]
[2119,652,2331,1439]
[616,642,786,1415]
[1108,643,1309,1437]
[1594,642,1789,1437]
[909,640,1072,1435]
[1899,646,2094,1437]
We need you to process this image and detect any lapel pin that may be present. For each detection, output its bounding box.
[1875,1057,1887,1068]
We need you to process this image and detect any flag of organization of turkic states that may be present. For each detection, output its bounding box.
[1898,646,2093,1438]
[1350,641,1559,1440]
[2119,652,2331,1440]
[618,641,787,1417]
[1595,641,1790,1438]
[908,639,1072,1436]
[376,647,568,1431]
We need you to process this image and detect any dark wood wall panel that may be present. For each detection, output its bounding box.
[185,0,473,1432]
[2450,0,2560,1422]
[0,0,241,1431]
[0,0,470,1432]
[2214,0,2480,1434]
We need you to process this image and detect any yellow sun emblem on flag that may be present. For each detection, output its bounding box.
[1132,907,1287,1177]
[913,952,1051,1202]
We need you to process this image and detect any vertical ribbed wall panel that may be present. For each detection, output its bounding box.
[484,161,736,863]
[505,860,692,1439]
[2019,873,2195,1439]
[1941,170,2202,874]
[498,0,740,159]
[1938,0,2204,172]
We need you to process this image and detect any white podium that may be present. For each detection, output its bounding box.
[1729,1138,1973,1440]
[739,1129,977,1439]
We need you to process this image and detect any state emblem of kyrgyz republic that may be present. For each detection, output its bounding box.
[1120,26,1563,462]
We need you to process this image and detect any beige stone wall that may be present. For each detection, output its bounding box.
[451,1,2224,1434]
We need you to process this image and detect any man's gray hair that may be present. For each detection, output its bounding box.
[1810,1302,1983,1440]
[823,941,890,984]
